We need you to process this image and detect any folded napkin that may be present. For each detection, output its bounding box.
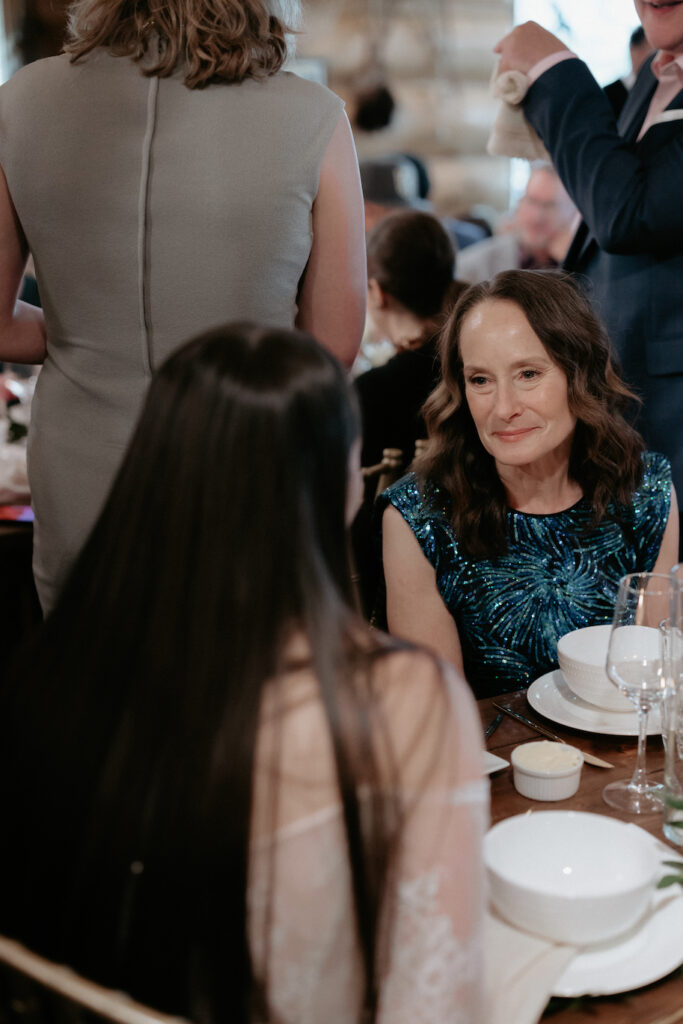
[487,65,550,162]
[484,909,576,1024]
[0,442,29,504]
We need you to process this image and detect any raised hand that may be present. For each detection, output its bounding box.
[494,21,567,76]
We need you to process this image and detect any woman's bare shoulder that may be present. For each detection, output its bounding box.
[366,641,483,789]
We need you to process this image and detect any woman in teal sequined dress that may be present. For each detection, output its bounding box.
[382,270,679,697]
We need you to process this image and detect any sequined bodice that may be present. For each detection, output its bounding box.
[384,452,672,697]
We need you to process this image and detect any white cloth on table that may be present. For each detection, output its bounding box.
[0,443,29,504]
[484,909,576,1024]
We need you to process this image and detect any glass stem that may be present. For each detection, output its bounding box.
[629,704,650,794]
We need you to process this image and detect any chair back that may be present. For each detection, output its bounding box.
[413,438,429,461]
[0,935,188,1024]
[361,447,403,502]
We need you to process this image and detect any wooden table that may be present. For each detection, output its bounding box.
[479,691,683,1024]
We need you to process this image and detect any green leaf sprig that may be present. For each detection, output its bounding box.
[657,860,683,889]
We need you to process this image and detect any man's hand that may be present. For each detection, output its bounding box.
[494,21,566,75]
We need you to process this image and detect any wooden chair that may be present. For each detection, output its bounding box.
[360,447,404,502]
[353,440,430,624]
[351,448,404,619]
[413,438,429,461]
[0,934,188,1024]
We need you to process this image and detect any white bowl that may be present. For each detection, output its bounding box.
[511,741,583,801]
[557,625,633,712]
[484,811,658,945]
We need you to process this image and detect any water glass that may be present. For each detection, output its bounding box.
[603,572,676,815]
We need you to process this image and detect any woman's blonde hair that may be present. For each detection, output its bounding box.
[65,0,301,88]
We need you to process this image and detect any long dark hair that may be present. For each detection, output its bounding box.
[415,270,645,559]
[0,324,403,1022]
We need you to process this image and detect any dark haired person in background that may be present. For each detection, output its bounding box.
[353,81,396,133]
[0,324,486,1024]
[352,211,464,615]
[356,209,463,481]
[382,271,677,697]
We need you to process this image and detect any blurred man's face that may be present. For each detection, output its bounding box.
[635,0,683,55]
[516,171,573,254]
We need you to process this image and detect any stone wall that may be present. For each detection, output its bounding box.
[297,0,514,219]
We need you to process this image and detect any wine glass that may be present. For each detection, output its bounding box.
[662,565,683,841]
[603,572,677,815]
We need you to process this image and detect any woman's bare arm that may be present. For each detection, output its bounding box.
[653,486,679,574]
[0,164,45,364]
[382,504,465,670]
[296,112,366,368]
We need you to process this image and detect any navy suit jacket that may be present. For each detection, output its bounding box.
[524,56,683,500]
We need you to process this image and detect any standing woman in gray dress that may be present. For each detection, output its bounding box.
[0,0,366,611]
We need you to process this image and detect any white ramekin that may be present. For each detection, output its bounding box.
[511,741,583,801]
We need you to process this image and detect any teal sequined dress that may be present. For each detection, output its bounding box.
[383,452,672,697]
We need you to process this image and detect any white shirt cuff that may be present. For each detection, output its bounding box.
[527,50,577,85]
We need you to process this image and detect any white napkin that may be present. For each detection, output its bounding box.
[484,909,577,1024]
[0,442,29,504]
[483,751,509,775]
[486,66,550,162]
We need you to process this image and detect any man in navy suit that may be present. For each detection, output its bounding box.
[496,5,683,547]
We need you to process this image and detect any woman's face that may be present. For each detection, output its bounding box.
[459,298,577,475]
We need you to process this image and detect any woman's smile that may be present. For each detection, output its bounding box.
[492,426,539,441]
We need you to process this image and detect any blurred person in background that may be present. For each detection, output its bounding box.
[356,210,463,483]
[352,210,465,615]
[514,162,577,268]
[457,163,576,284]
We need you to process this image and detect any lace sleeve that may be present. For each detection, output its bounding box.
[377,660,489,1024]
[249,655,487,1024]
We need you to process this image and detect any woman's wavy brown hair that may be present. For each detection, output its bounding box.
[414,269,645,559]
[65,0,300,88]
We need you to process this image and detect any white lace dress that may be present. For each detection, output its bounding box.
[249,650,489,1023]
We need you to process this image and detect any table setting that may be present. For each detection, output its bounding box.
[0,372,35,506]
[480,570,683,1024]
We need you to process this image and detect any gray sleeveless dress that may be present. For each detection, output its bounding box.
[0,50,343,610]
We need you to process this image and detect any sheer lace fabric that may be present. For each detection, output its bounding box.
[249,651,488,1023]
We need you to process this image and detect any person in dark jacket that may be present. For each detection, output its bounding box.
[352,210,464,615]
[356,210,464,482]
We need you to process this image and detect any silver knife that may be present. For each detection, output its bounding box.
[484,711,504,740]
[491,702,614,769]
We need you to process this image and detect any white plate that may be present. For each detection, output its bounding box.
[527,670,661,737]
[554,857,683,997]
[483,751,509,775]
